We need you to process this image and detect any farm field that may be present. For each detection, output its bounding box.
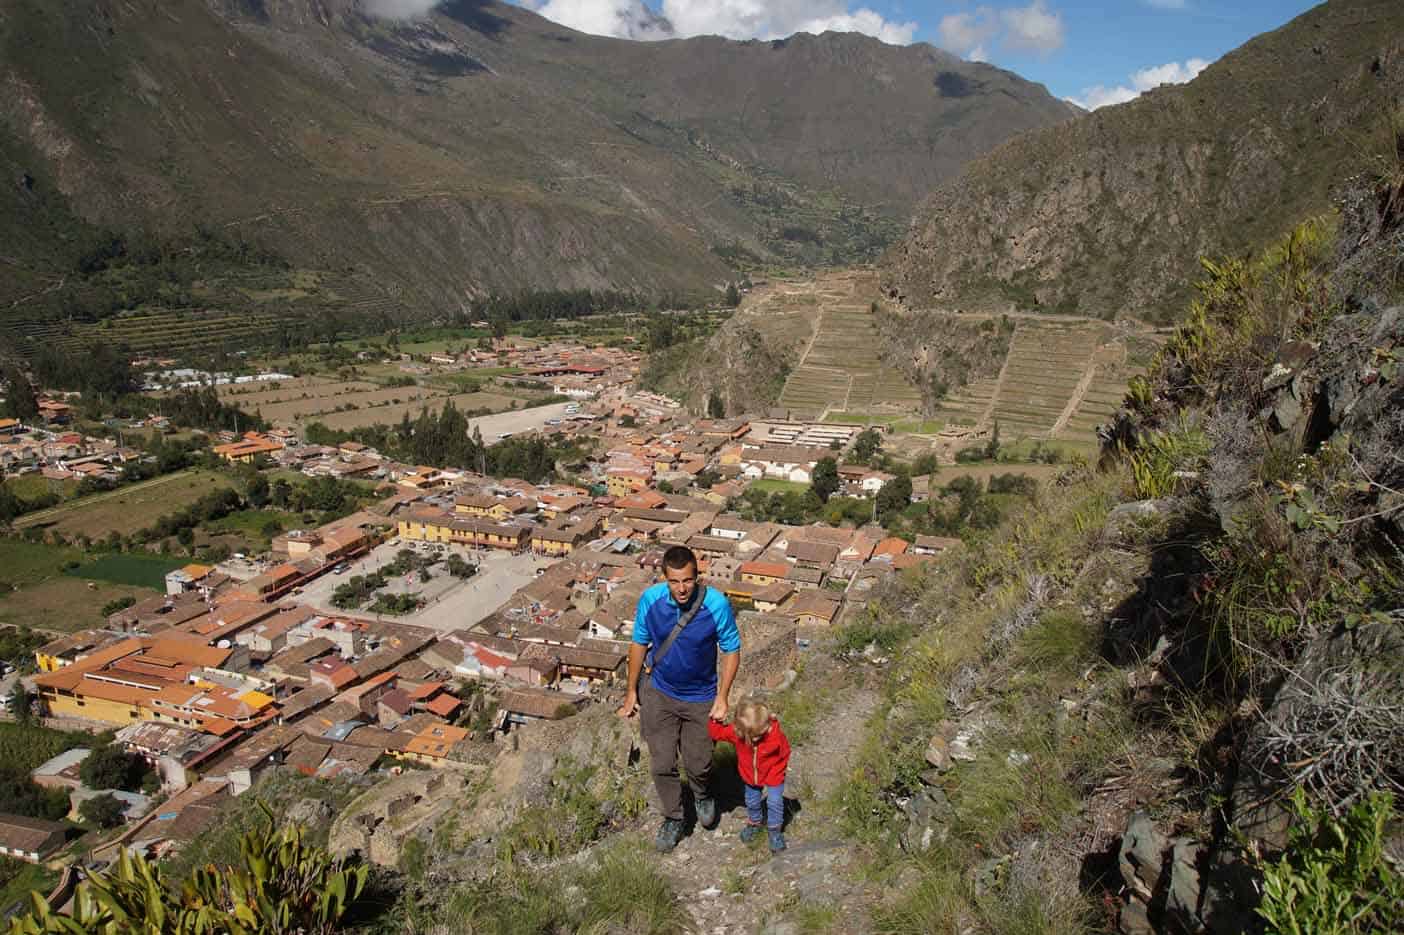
[0,541,157,633]
[68,554,187,589]
[14,470,237,539]
[314,391,523,431]
[0,578,151,633]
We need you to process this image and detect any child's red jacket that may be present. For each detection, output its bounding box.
[708,716,791,787]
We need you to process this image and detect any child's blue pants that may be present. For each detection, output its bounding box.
[744,782,785,829]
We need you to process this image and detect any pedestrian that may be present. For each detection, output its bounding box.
[708,699,789,852]
[618,545,740,853]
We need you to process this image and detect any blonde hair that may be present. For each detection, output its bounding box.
[733,699,772,744]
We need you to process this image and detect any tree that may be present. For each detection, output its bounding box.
[810,457,840,503]
[490,314,509,344]
[0,362,39,422]
[724,282,741,308]
[79,743,145,791]
[656,479,675,494]
[985,420,1001,461]
[875,472,913,523]
[7,682,30,724]
[80,793,127,829]
[246,472,270,508]
[853,427,882,464]
[707,390,725,419]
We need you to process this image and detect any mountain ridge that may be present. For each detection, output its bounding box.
[881,0,1404,322]
[0,0,1075,318]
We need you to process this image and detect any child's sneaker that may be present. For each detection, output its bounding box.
[739,822,762,844]
[768,828,786,853]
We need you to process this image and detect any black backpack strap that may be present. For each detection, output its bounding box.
[648,584,708,673]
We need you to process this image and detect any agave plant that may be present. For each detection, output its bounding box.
[8,803,367,935]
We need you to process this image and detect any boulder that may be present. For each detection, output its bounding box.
[1118,811,1166,902]
[1163,839,1203,930]
[899,787,952,854]
[924,734,952,772]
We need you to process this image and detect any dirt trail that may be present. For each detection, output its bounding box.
[655,657,885,934]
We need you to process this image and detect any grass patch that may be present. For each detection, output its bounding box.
[747,478,811,495]
[67,554,186,590]
[432,838,692,934]
[0,540,83,588]
[823,412,899,425]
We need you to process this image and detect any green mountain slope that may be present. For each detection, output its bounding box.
[881,0,1404,322]
[0,0,1075,326]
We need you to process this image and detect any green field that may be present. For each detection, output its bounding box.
[0,722,96,774]
[0,541,154,633]
[747,478,811,495]
[66,554,186,590]
[0,540,85,588]
[2,474,77,503]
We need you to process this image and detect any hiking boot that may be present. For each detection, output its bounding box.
[739,823,762,844]
[655,818,685,853]
[768,828,786,853]
[695,795,718,830]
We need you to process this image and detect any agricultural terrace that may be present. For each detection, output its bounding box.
[932,318,1158,446]
[14,470,237,540]
[773,272,922,421]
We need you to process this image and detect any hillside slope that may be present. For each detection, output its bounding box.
[0,0,1074,319]
[882,0,1404,322]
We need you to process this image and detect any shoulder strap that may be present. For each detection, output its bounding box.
[650,584,708,671]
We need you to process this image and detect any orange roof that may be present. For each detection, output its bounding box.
[424,694,461,718]
[409,681,445,701]
[739,561,790,579]
[873,537,910,558]
[404,723,469,759]
[180,564,214,579]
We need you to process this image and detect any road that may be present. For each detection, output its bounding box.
[468,402,575,441]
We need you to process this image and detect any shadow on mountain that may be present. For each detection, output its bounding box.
[439,0,509,38]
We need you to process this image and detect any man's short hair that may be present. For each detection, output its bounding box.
[661,545,698,573]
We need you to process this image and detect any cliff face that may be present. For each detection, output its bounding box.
[882,0,1404,323]
[0,0,1075,314]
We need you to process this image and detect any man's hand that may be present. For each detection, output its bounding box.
[709,695,729,722]
[617,691,639,719]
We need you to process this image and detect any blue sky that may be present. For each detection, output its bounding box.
[510,0,1323,108]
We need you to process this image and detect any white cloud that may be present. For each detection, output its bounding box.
[999,0,1063,54]
[526,0,917,45]
[937,1,1063,61]
[1066,56,1210,110]
[534,0,671,39]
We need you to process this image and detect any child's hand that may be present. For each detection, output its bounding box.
[708,695,729,722]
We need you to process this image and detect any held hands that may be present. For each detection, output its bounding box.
[709,695,729,722]
[616,691,639,719]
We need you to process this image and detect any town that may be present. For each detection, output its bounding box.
[0,334,989,896]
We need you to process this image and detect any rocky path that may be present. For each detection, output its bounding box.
[657,659,885,934]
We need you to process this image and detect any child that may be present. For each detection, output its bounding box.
[708,699,791,852]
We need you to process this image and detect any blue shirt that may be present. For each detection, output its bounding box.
[632,582,740,703]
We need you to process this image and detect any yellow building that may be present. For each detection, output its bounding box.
[34,637,235,729]
[398,509,530,551]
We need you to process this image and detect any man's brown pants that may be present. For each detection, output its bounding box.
[640,677,713,821]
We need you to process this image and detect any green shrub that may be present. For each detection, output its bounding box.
[1258,790,1403,935]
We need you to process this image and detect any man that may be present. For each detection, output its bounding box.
[618,544,740,853]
